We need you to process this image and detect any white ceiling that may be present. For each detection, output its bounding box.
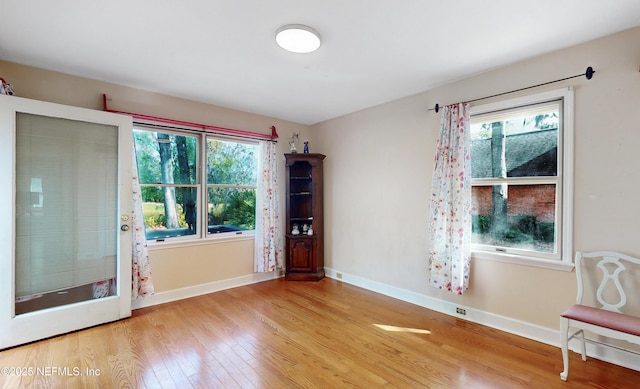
[2,1,640,125]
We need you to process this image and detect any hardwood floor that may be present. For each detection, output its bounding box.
[1,278,638,388]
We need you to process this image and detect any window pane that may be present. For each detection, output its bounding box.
[471,184,556,253]
[207,139,258,185]
[140,186,198,240]
[471,107,559,178]
[207,187,256,233]
[134,129,198,184]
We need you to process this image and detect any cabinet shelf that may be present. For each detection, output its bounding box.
[291,217,313,222]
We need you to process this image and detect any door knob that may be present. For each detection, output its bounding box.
[120,225,130,231]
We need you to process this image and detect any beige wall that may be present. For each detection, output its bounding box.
[312,26,640,329]
[0,60,314,293]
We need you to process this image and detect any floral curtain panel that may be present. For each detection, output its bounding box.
[254,140,283,272]
[131,144,154,299]
[428,103,472,294]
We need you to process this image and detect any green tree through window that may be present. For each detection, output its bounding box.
[206,139,258,232]
[133,127,258,241]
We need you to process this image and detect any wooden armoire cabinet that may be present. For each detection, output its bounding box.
[284,153,325,281]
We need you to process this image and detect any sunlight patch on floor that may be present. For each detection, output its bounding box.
[373,324,431,334]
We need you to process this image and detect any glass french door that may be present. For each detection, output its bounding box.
[0,95,132,349]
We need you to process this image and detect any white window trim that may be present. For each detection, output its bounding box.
[133,123,260,247]
[147,231,255,251]
[470,87,574,271]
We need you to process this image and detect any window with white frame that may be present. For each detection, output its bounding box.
[133,126,259,243]
[470,88,574,269]
[205,137,258,235]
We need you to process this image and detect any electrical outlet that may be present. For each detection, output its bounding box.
[456,307,466,315]
[336,272,343,279]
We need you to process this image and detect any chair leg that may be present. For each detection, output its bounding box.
[560,317,569,381]
[577,329,587,361]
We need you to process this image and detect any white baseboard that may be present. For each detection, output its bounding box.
[131,271,282,310]
[324,267,640,373]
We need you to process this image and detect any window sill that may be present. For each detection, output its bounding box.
[146,232,255,251]
[472,250,574,271]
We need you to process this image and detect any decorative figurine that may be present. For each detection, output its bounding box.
[303,141,310,153]
[307,226,313,235]
[302,224,309,234]
[289,132,300,153]
[0,77,15,96]
[291,224,300,235]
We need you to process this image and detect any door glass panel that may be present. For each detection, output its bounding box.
[15,113,118,314]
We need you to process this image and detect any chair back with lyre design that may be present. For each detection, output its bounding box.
[559,251,640,381]
[575,251,640,316]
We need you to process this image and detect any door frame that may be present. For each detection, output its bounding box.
[0,95,133,349]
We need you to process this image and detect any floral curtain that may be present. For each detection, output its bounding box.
[254,140,283,272]
[428,102,472,294]
[131,144,154,298]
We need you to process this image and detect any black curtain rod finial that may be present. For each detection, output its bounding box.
[585,66,595,80]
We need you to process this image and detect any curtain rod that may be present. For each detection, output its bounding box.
[429,66,595,113]
[102,94,279,141]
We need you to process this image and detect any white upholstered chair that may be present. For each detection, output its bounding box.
[560,251,640,381]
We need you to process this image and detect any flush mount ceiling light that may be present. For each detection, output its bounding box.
[275,24,321,53]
